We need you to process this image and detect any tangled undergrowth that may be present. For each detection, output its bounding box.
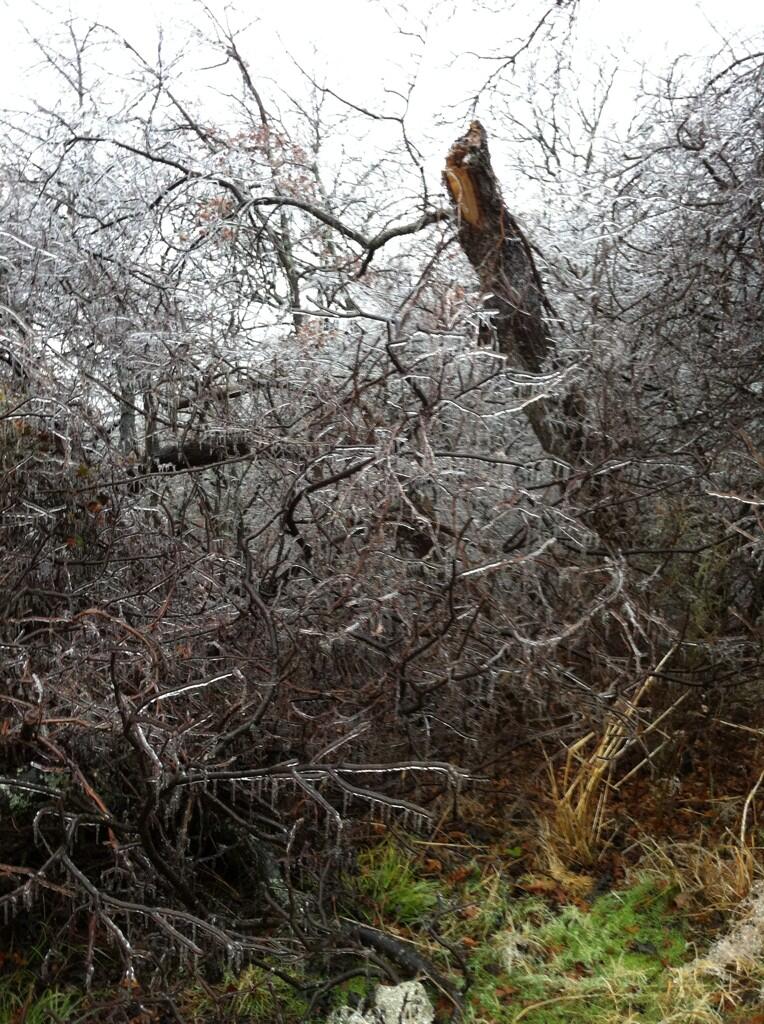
[4,753,764,1024]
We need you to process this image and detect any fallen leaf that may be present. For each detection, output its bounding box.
[496,986,518,1000]
[447,866,473,884]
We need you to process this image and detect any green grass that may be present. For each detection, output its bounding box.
[343,837,703,1022]
[352,840,443,926]
[342,837,709,1024]
[0,982,80,1024]
[465,879,693,1024]
[224,965,308,1022]
[177,964,309,1023]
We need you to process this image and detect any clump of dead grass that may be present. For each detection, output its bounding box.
[640,767,764,917]
[662,882,764,1022]
[639,834,757,918]
[542,647,682,868]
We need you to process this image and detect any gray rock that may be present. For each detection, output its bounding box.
[373,981,434,1024]
[327,981,434,1024]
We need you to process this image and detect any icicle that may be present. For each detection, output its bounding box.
[486,678,496,707]
[169,788,182,816]
[33,809,44,847]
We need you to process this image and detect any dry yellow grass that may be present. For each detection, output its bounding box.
[542,646,681,867]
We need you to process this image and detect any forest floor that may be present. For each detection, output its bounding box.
[3,725,764,1024]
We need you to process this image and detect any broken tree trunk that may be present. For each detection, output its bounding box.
[444,121,582,462]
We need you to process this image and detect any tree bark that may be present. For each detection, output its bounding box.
[445,121,580,461]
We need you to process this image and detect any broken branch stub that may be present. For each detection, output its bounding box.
[445,121,592,465]
[444,121,552,376]
[444,124,636,546]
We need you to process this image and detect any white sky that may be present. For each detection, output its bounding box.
[1,0,759,102]
[0,0,760,200]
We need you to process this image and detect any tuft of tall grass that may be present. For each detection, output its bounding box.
[542,646,682,867]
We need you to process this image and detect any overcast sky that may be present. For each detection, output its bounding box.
[1,0,759,103]
[0,0,760,201]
